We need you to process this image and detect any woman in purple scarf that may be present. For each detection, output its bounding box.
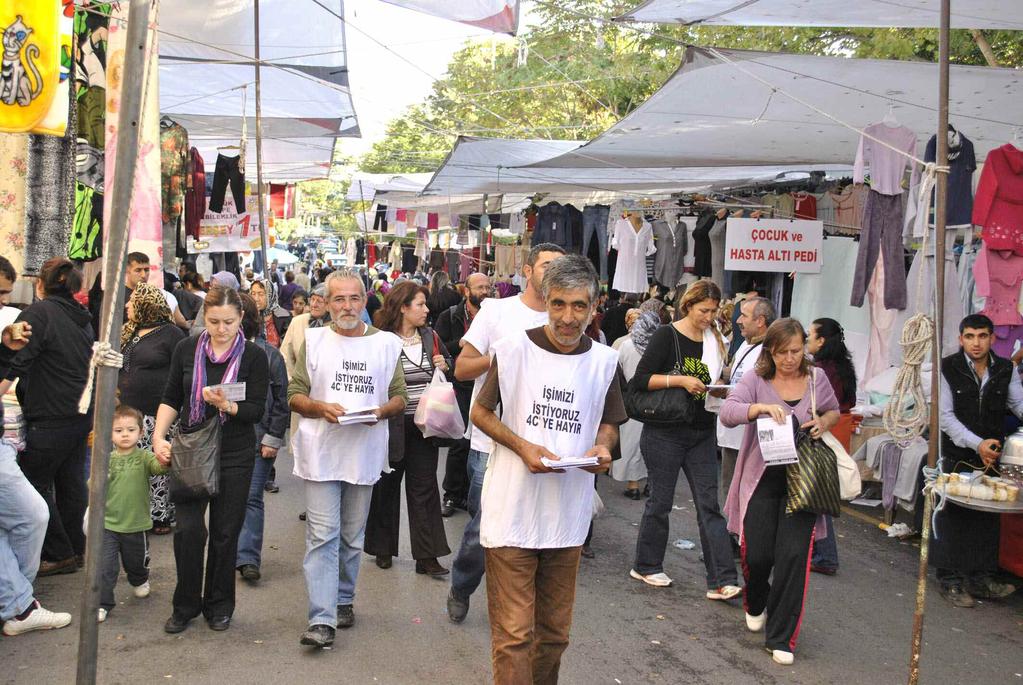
[153,286,269,634]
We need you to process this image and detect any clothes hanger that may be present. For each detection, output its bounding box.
[159,115,176,129]
[882,101,899,127]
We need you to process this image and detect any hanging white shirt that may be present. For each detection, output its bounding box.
[610,218,656,294]
[480,330,619,549]
[462,295,549,454]
[291,326,403,485]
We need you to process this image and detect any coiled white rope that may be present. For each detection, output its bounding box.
[78,342,124,415]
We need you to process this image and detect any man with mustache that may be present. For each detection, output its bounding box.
[471,255,627,683]
[288,269,408,648]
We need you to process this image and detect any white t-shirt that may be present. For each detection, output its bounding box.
[480,330,619,549]
[462,295,549,454]
[160,289,179,314]
[716,339,764,450]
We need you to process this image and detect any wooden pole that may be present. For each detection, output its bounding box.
[909,0,950,682]
[75,1,152,682]
[254,0,271,276]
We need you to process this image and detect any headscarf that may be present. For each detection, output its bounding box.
[189,329,246,427]
[211,271,240,291]
[308,283,329,329]
[630,311,661,354]
[251,277,282,346]
[120,282,172,348]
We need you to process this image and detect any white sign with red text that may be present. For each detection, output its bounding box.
[187,194,265,254]
[724,218,823,273]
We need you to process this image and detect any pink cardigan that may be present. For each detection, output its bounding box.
[719,368,840,541]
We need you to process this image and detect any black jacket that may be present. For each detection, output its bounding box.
[427,286,462,328]
[940,350,1013,471]
[434,302,475,395]
[9,296,95,422]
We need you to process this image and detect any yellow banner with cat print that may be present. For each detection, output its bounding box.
[0,1,61,134]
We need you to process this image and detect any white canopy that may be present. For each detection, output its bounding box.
[531,47,1023,170]
[380,1,520,34]
[615,0,1023,29]
[159,0,359,181]
[345,173,436,202]
[424,135,851,196]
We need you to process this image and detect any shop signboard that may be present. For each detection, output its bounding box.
[724,218,823,273]
[187,194,266,254]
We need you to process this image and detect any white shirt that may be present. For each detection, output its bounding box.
[610,218,656,294]
[462,295,549,454]
[716,339,763,450]
[480,331,619,549]
[160,289,179,314]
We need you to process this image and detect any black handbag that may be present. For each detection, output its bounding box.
[785,372,841,516]
[169,416,222,500]
[623,328,695,426]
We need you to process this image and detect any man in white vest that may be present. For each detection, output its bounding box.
[288,269,408,649]
[717,296,774,506]
[471,255,627,684]
[446,243,566,623]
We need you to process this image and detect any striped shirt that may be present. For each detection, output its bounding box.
[400,339,434,416]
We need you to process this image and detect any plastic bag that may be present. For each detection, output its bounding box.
[414,368,466,440]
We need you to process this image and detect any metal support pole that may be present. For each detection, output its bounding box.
[254,0,270,275]
[909,0,950,682]
[75,1,151,682]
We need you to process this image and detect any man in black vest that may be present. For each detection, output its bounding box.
[934,314,1020,607]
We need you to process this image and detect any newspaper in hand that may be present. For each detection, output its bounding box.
[756,416,799,465]
[337,406,379,426]
[540,455,599,470]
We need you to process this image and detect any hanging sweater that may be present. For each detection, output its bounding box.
[974,143,1023,254]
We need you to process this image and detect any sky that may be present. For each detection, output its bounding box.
[339,0,525,159]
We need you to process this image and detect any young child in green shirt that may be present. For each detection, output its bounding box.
[97,406,170,622]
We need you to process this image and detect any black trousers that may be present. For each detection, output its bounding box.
[442,384,471,504]
[100,529,149,610]
[741,466,816,653]
[18,415,91,561]
[208,154,245,213]
[365,417,451,560]
[171,450,253,619]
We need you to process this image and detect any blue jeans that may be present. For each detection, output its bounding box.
[450,449,488,600]
[812,514,839,570]
[236,455,276,569]
[303,479,374,627]
[0,441,49,620]
[582,204,610,281]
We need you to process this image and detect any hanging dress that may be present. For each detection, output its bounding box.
[610,217,655,294]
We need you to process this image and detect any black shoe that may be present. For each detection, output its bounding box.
[300,624,335,647]
[164,614,192,634]
[939,584,977,608]
[642,483,650,497]
[37,558,78,577]
[441,499,457,517]
[264,480,279,494]
[415,558,450,577]
[298,511,307,521]
[447,590,469,624]
[336,604,355,629]
[238,564,261,582]
[375,555,392,569]
[207,615,231,631]
[581,545,595,559]
[623,488,641,501]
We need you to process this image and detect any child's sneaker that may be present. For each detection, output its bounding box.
[97,608,107,623]
[133,581,151,598]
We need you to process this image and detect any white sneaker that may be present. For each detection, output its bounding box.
[2,604,73,636]
[97,608,107,623]
[745,612,765,632]
[133,581,151,598]
[707,585,743,601]
[629,569,673,587]
[772,649,794,665]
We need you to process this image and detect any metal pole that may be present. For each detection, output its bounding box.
[909,0,950,682]
[254,0,270,276]
[75,1,151,682]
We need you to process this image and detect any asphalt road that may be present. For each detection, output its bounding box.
[3,445,1021,684]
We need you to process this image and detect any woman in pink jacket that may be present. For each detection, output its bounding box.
[719,318,840,666]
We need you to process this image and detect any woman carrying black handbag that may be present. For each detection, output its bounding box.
[153,285,269,634]
[629,281,740,602]
[364,280,453,576]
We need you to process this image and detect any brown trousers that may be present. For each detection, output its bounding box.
[485,546,582,685]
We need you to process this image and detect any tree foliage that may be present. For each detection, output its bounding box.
[357,0,1023,175]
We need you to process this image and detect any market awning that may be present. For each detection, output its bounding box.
[425,135,852,195]
[158,0,359,181]
[345,173,436,202]
[615,0,1023,29]
[380,1,520,34]
[530,47,1023,169]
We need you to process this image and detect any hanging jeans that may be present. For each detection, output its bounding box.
[582,205,611,281]
[208,154,245,214]
[850,190,906,310]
